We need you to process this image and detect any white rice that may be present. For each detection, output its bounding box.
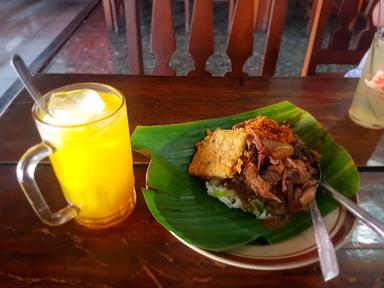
[206,181,243,209]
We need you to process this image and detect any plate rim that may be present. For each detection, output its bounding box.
[172,205,357,270]
[144,160,358,270]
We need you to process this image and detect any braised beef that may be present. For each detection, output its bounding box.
[244,162,281,203]
[221,119,319,220]
[299,186,316,207]
[243,135,317,217]
[224,176,254,211]
[262,165,282,185]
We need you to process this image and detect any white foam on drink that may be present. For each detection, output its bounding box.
[44,89,106,125]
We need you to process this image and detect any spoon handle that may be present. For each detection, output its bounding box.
[320,182,384,240]
[11,54,46,110]
[309,200,339,281]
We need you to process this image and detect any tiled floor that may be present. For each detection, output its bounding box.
[46,5,126,74]
[0,0,95,100]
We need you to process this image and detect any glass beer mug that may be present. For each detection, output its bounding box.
[349,27,384,129]
[17,83,136,229]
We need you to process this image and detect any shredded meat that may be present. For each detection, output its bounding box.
[190,115,320,221]
[247,130,268,171]
[244,163,282,203]
[223,176,254,210]
[236,116,319,216]
[286,158,306,177]
[262,165,282,185]
[299,186,317,207]
[281,169,288,193]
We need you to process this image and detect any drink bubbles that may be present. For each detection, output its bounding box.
[349,32,384,129]
[45,89,106,125]
[365,70,384,123]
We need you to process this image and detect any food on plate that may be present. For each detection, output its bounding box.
[188,116,320,223]
[188,129,247,179]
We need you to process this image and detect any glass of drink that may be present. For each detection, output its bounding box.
[17,83,136,229]
[349,27,384,129]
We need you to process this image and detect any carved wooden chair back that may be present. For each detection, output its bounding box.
[302,0,378,76]
[126,0,288,76]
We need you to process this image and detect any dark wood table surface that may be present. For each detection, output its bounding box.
[0,74,383,287]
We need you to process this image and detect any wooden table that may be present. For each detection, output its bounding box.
[0,75,383,287]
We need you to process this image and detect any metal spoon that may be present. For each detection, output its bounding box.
[313,168,384,280]
[10,54,47,111]
[310,168,339,281]
[320,181,384,240]
[309,198,339,281]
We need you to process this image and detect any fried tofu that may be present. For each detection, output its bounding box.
[188,129,247,179]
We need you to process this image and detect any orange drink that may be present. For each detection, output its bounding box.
[18,83,135,229]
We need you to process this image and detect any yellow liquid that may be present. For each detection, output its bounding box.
[36,92,135,228]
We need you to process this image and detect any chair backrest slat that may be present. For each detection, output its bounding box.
[329,0,360,49]
[225,0,255,76]
[302,0,378,76]
[150,0,176,75]
[187,0,214,76]
[254,0,272,32]
[130,0,285,76]
[356,0,377,50]
[261,0,288,76]
[302,0,332,76]
[125,0,143,75]
[228,0,235,31]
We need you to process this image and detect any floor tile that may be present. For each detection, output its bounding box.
[0,0,95,102]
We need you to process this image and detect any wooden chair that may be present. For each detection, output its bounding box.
[253,0,273,32]
[124,0,288,76]
[184,0,237,34]
[102,0,124,33]
[302,0,378,76]
[185,0,271,35]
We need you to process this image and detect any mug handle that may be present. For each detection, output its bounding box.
[16,142,80,226]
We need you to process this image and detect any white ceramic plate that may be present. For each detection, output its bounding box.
[171,203,357,270]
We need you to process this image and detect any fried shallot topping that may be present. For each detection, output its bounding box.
[235,116,294,144]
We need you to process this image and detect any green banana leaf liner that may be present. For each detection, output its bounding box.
[131,101,359,251]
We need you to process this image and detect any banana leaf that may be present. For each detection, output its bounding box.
[131,101,359,251]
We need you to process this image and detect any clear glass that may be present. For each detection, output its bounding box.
[349,29,384,129]
[17,83,136,229]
